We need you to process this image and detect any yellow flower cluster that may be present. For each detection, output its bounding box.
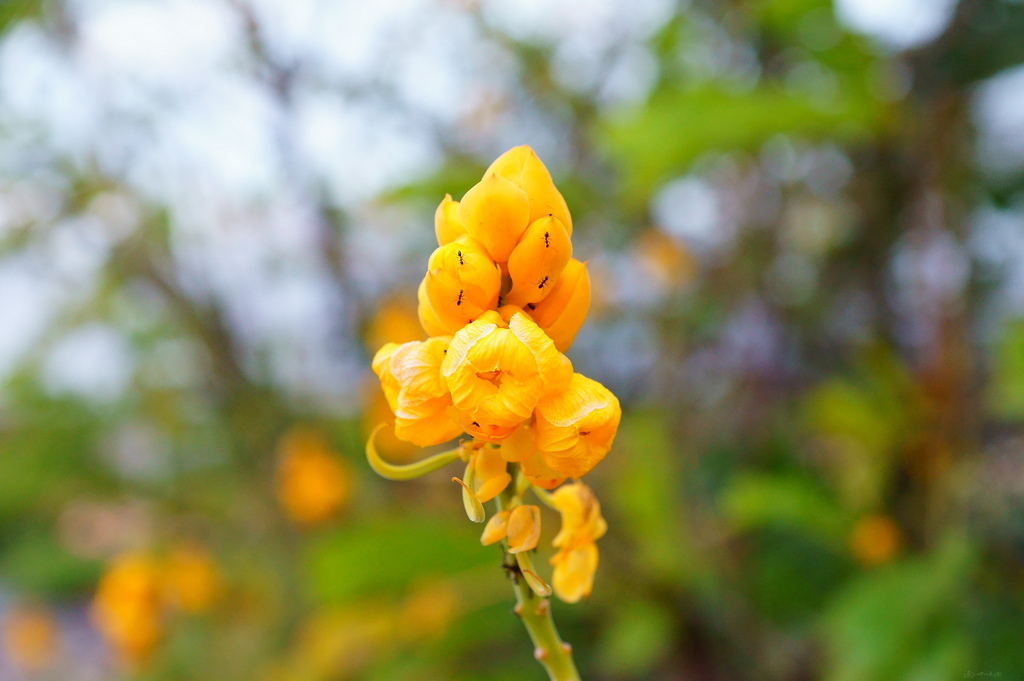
[373,146,620,486]
[370,146,618,603]
[92,545,219,666]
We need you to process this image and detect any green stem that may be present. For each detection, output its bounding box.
[498,476,582,681]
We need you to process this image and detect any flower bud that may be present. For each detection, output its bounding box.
[434,193,467,246]
[421,236,502,333]
[534,374,620,479]
[485,146,572,236]
[506,215,572,308]
[506,504,542,554]
[481,510,511,545]
[471,446,511,503]
[524,258,590,352]
[459,172,530,263]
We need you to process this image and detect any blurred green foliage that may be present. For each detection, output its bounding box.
[2,0,1024,680]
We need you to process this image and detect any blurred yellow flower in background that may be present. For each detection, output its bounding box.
[276,427,353,526]
[849,513,903,567]
[92,552,164,667]
[2,604,57,674]
[164,543,220,614]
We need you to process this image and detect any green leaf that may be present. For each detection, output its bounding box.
[823,534,976,681]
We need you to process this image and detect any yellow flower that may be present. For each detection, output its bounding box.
[442,311,572,441]
[372,338,463,446]
[2,605,56,673]
[92,553,164,667]
[534,373,621,479]
[479,505,541,554]
[549,482,606,603]
[524,257,591,352]
[505,215,573,308]
[484,145,573,236]
[419,236,502,335]
[164,543,219,614]
[849,514,902,567]
[276,427,353,525]
[434,193,467,246]
[459,171,531,263]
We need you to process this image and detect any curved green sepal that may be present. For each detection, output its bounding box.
[365,423,460,481]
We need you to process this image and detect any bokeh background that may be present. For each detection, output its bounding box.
[1,0,1023,679]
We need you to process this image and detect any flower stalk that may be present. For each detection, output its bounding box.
[498,470,581,681]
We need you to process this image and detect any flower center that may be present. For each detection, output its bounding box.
[476,369,509,388]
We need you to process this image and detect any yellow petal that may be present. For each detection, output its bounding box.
[459,172,530,263]
[472,447,511,502]
[394,399,463,447]
[434,193,467,246]
[520,449,567,490]
[506,504,541,554]
[499,420,539,462]
[525,258,590,352]
[485,146,572,236]
[389,337,449,406]
[551,543,598,603]
[506,216,572,307]
[371,342,402,410]
[508,312,573,396]
[481,510,511,545]
[418,276,458,337]
[551,482,607,549]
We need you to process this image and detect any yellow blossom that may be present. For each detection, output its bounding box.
[92,552,164,667]
[276,427,353,525]
[534,373,621,479]
[506,215,573,308]
[164,543,219,614]
[549,482,607,603]
[524,258,591,352]
[459,171,531,263]
[419,235,502,334]
[849,514,902,567]
[372,338,463,446]
[484,145,572,236]
[434,193,467,246]
[506,504,542,553]
[442,311,572,440]
[2,605,56,673]
[478,504,542,554]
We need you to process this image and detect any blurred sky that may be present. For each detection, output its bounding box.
[1,0,1022,409]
